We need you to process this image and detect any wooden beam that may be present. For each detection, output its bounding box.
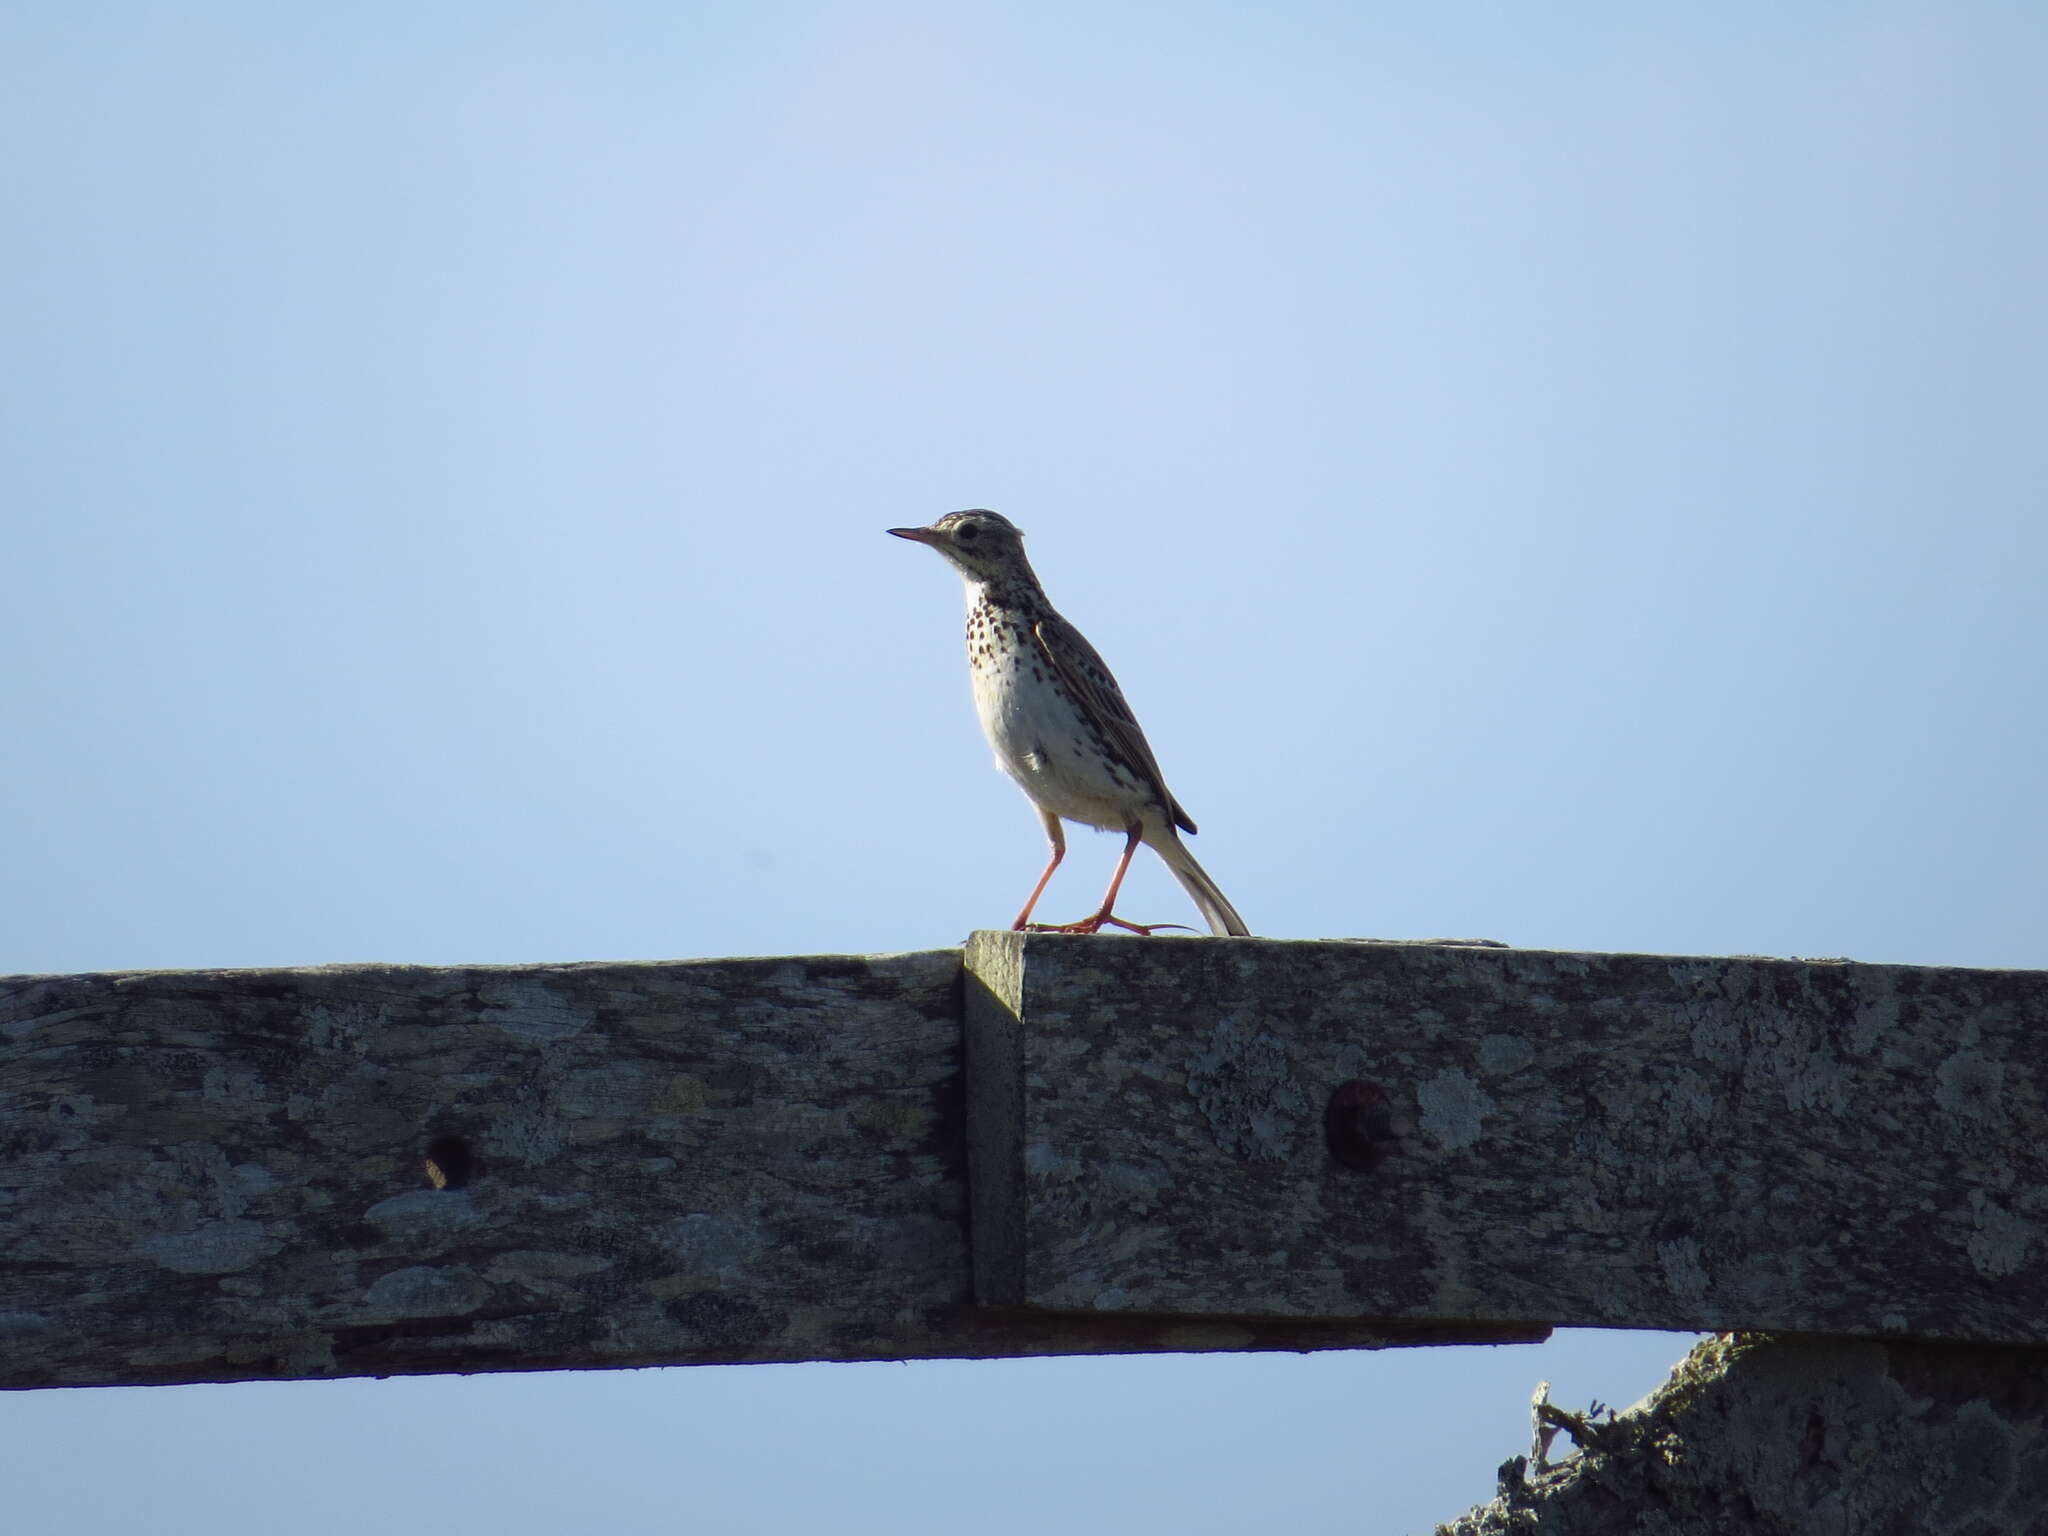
[0,953,1520,1390]
[965,934,2048,1342]
[18,930,2030,1392]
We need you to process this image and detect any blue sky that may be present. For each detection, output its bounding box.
[4,4,2044,1531]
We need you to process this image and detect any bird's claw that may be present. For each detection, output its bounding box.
[1099,916,1196,935]
[1020,916,1195,937]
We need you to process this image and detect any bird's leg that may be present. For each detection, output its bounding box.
[1010,811,1067,930]
[1026,824,1194,936]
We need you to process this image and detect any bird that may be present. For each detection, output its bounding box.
[888,509,1249,937]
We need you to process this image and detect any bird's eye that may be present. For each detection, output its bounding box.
[958,525,979,541]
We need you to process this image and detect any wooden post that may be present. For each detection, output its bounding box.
[1440,1333,2048,1533]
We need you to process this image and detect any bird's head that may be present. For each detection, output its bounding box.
[887,509,1033,586]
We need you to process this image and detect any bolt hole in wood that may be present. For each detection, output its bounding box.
[423,1136,477,1190]
[1325,1080,1411,1173]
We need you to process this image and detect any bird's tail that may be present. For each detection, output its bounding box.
[1148,829,1250,937]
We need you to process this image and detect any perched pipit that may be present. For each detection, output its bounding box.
[889,510,1249,937]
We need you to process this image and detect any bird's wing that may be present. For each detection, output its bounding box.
[1032,613,1198,834]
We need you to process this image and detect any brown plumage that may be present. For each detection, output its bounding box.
[888,509,1248,936]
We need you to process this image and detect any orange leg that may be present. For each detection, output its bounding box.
[1024,824,1193,936]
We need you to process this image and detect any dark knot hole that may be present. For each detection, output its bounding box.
[424,1135,478,1190]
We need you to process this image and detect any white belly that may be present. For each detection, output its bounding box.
[972,637,1149,831]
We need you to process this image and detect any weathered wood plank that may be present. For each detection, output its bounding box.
[965,933,2048,1341]
[0,953,1522,1390]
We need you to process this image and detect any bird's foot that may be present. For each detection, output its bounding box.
[1021,914,1195,936]
[1097,914,1196,935]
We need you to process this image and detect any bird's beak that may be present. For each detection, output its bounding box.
[887,526,941,545]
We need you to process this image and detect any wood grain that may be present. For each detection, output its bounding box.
[0,951,1509,1389]
[966,933,2048,1341]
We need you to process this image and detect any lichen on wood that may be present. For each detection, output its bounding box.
[1437,1334,2048,1534]
[966,933,2048,1341]
[0,950,1487,1390]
